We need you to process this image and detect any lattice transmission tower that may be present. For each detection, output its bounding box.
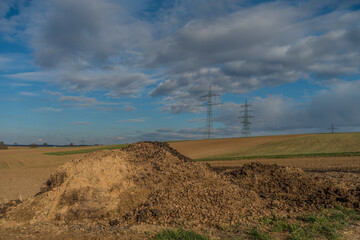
[200,85,222,139]
[239,98,254,137]
[328,123,337,133]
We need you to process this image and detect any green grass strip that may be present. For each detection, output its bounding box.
[195,151,360,161]
[44,144,128,156]
[153,228,210,240]
[258,207,360,240]
[247,228,274,240]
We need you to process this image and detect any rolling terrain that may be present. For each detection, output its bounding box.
[169,132,360,174]
[169,134,311,159]
[169,132,360,160]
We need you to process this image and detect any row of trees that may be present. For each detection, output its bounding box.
[0,142,75,149]
[0,142,90,149]
[29,142,74,148]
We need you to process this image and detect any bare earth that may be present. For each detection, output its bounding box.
[205,156,360,172]
[173,137,360,240]
[0,146,98,204]
[0,136,359,239]
[0,168,54,203]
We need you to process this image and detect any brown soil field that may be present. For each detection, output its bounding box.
[0,168,54,203]
[0,146,99,169]
[0,136,360,239]
[169,134,311,159]
[0,146,100,203]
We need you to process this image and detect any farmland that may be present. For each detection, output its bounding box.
[0,145,111,202]
[170,132,360,160]
[0,133,360,239]
[1,133,360,203]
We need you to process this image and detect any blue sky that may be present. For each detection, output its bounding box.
[0,0,360,145]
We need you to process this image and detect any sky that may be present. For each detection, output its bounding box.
[0,0,360,145]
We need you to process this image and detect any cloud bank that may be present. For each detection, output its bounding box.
[1,0,360,141]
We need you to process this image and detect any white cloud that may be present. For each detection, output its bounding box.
[58,95,118,108]
[4,0,358,105]
[32,0,152,69]
[0,54,35,73]
[123,105,137,112]
[148,1,360,110]
[74,121,91,125]
[122,127,207,142]
[20,91,37,96]
[32,107,63,112]
[61,71,151,97]
[119,117,147,123]
[2,0,360,139]
[9,82,31,87]
[6,71,53,82]
[187,118,204,123]
[43,89,62,96]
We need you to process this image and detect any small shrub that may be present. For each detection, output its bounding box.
[0,142,8,150]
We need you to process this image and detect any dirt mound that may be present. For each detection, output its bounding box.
[225,162,360,212]
[3,142,264,227]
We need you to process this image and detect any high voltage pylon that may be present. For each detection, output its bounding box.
[239,98,254,137]
[200,85,222,139]
[328,123,337,133]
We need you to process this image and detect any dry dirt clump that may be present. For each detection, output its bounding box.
[225,162,360,213]
[3,142,265,228]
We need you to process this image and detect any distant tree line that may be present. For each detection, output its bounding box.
[29,143,38,148]
[0,141,8,150]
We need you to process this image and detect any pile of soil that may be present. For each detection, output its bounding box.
[1,142,359,231]
[3,142,264,227]
[224,162,360,212]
